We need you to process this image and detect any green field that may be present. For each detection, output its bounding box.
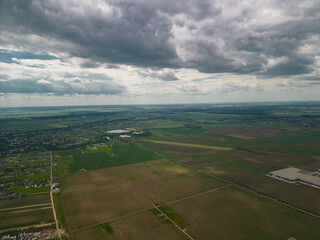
[8,186,50,195]
[157,205,189,229]
[53,193,68,231]
[100,222,113,233]
[62,142,161,172]
[0,195,51,210]
[0,208,54,230]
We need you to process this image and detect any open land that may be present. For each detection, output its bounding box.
[1,102,320,239]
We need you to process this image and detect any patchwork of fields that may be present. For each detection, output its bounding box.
[2,104,320,240]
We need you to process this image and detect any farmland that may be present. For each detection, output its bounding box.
[61,159,224,232]
[1,102,320,239]
[168,186,320,240]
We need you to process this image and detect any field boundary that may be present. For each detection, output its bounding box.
[69,184,228,234]
[0,222,55,234]
[134,141,320,220]
[0,203,52,212]
[160,184,230,207]
[127,182,195,240]
[11,206,52,214]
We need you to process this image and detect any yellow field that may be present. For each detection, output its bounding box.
[148,140,233,151]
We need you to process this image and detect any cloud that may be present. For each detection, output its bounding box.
[138,70,179,81]
[0,78,125,95]
[0,0,319,79]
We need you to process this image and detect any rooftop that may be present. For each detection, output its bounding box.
[269,167,320,187]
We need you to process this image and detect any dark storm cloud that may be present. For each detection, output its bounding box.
[0,79,125,95]
[0,0,319,78]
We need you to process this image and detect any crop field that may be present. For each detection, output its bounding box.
[150,127,206,137]
[140,130,320,215]
[0,194,50,210]
[2,103,320,239]
[58,142,161,173]
[130,119,185,129]
[256,133,320,144]
[61,159,225,231]
[69,211,188,240]
[167,186,320,240]
[210,126,289,138]
[61,170,151,231]
[0,208,54,230]
[116,159,225,203]
[148,140,233,151]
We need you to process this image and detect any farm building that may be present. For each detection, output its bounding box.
[268,167,320,189]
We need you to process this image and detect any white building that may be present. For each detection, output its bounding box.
[268,167,320,188]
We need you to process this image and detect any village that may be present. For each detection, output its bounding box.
[0,154,51,200]
[1,228,58,240]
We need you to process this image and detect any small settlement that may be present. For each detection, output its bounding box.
[1,228,58,240]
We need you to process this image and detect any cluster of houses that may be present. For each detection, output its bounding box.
[0,156,50,199]
[0,192,25,200]
[0,123,101,156]
[1,228,58,240]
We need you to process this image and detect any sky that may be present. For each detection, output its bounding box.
[0,0,319,107]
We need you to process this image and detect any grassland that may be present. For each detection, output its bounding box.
[157,205,189,229]
[59,142,162,173]
[100,222,113,233]
[53,193,68,231]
